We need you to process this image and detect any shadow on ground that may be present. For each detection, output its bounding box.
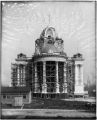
[2,98,96,112]
[23,98,96,112]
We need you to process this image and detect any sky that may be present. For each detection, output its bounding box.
[1,1,95,86]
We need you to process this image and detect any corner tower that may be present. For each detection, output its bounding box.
[11,53,27,87]
[72,53,84,96]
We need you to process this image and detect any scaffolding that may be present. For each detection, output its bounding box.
[58,62,64,92]
[11,63,26,87]
[37,62,43,92]
[25,60,33,90]
[66,60,75,96]
[46,61,56,93]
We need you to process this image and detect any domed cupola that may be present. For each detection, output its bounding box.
[35,27,66,56]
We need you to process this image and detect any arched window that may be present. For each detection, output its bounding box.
[46,28,53,38]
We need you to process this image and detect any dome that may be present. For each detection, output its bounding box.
[41,44,67,57]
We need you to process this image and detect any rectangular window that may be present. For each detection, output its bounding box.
[7,95,10,99]
[3,95,6,99]
[23,95,26,99]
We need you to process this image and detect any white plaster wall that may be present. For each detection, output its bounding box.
[74,85,84,95]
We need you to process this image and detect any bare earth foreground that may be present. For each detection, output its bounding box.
[2,109,96,119]
[1,98,96,119]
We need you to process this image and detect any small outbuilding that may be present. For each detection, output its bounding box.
[1,87,31,106]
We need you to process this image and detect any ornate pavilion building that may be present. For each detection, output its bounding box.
[11,27,85,99]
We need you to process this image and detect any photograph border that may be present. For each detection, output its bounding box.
[0,0,96,119]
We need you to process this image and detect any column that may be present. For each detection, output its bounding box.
[74,64,79,94]
[42,61,47,93]
[80,65,84,93]
[77,64,83,86]
[75,64,78,85]
[20,65,22,86]
[56,62,59,93]
[63,62,67,93]
[34,63,38,93]
[81,65,83,86]
[78,65,81,85]
[32,63,34,90]
[23,65,26,86]
[74,61,84,95]
[17,65,20,86]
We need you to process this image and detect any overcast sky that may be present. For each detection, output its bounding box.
[1,1,95,86]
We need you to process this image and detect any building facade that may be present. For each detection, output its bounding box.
[11,27,85,99]
[11,53,28,87]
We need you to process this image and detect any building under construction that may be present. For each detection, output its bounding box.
[11,27,85,99]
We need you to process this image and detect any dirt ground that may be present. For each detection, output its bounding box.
[1,109,96,119]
